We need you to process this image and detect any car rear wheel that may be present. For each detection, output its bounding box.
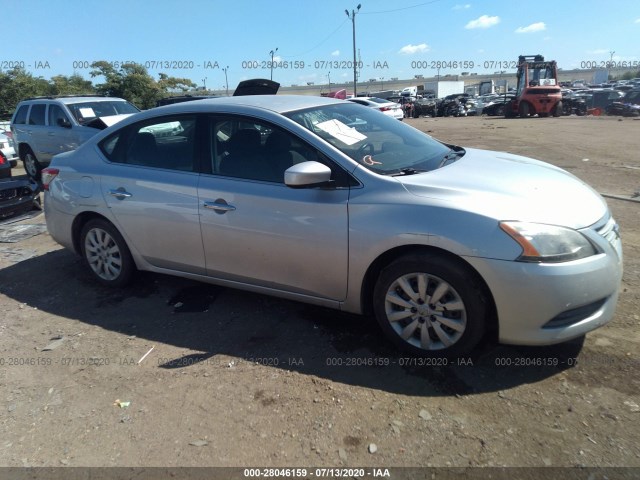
[373,253,486,358]
[80,219,134,287]
[23,150,43,181]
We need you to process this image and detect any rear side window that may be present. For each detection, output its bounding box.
[13,105,29,124]
[100,115,197,172]
[28,104,46,125]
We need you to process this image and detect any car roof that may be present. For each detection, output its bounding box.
[21,96,129,105]
[153,95,345,115]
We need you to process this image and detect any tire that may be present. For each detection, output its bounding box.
[496,105,505,116]
[80,219,135,287]
[553,101,562,117]
[373,253,486,358]
[23,149,43,181]
[518,102,530,118]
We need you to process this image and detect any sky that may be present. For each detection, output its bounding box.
[5,0,640,90]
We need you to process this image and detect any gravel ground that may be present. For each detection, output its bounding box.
[0,115,638,476]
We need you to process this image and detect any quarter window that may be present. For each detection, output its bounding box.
[13,105,29,125]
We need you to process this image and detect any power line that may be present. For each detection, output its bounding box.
[360,0,445,15]
[281,18,349,58]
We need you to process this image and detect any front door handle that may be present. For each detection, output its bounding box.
[109,188,132,200]
[203,199,236,214]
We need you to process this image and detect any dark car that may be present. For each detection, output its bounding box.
[561,91,587,116]
[482,94,515,116]
[0,176,41,220]
[606,89,640,117]
[391,96,438,118]
[437,94,471,117]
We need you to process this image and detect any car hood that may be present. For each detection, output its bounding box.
[398,148,607,229]
[83,114,134,130]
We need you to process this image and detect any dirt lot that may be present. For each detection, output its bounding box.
[0,115,639,474]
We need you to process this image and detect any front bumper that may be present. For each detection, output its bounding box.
[465,217,623,346]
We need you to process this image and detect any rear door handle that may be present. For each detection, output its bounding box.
[109,188,132,200]
[203,200,236,214]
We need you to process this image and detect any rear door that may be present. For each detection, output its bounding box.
[99,114,205,274]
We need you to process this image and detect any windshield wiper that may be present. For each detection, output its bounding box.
[391,167,428,176]
[438,149,465,168]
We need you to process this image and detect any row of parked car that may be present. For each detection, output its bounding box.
[376,84,640,120]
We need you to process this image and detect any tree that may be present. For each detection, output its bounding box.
[90,61,198,109]
[157,73,197,93]
[49,74,95,96]
[0,68,50,119]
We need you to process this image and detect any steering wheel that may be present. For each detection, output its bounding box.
[357,142,374,160]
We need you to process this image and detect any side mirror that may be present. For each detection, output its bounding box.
[57,118,71,128]
[284,161,333,188]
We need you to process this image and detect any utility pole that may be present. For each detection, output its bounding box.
[222,66,229,96]
[345,4,361,97]
[270,48,278,81]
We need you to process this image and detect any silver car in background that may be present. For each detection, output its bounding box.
[348,96,405,120]
[42,96,622,357]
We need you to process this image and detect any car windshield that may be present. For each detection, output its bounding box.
[68,101,140,124]
[286,103,452,175]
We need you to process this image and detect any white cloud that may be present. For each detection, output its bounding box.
[635,18,640,23]
[331,50,340,56]
[515,22,546,33]
[587,48,609,55]
[465,15,500,29]
[272,56,283,63]
[398,43,430,55]
[453,4,471,10]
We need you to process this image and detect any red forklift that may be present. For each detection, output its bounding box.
[506,55,562,118]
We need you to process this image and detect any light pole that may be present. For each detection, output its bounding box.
[327,71,331,92]
[380,77,384,90]
[202,77,207,90]
[345,4,361,96]
[222,66,229,96]
[270,48,278,81]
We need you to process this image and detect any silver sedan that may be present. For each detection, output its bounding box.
[42,96,623,357]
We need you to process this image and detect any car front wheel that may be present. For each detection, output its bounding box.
[80,219,134,287]
[373,254,486,357]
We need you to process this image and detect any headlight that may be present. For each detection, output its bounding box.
[500,221,597,263]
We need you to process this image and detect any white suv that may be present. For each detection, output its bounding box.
[10,96,139,180]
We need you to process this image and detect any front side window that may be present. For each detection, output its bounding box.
[210,116,318,183]
[48,105,70,127]
[100,115,196,171]
[286,103,451,175]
